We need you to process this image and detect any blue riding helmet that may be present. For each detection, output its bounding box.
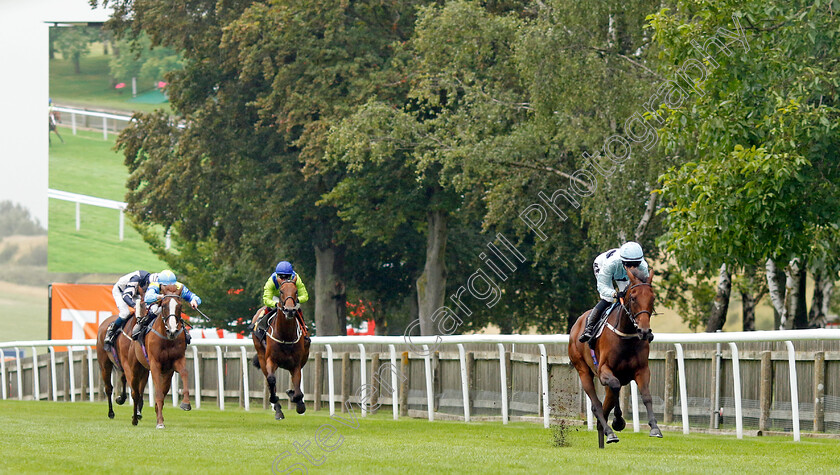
[619,241,644,262]
[158,269,177,285]
[275,261,293,276]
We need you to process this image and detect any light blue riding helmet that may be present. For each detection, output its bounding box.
[157,269,177,285]
[618,242,644,262]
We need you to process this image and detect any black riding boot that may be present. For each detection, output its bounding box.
[104,318,126,350]
[256,309,275,340]
[132,315,148,341]
[579,299,611,343]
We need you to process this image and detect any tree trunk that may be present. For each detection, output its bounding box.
[314,243,346,336]
[416,210,447,336]
[808,271,834,328]
[706,264,731,332]
[765,259,787,329]
[72,53,81,74]
[785,258,808,329]
[741,289,756,332]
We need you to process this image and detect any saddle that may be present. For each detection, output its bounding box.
[589,302,620,348]
[253,307,309,345]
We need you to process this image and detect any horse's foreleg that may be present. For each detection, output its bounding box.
[287,366,305,414]
[131,384,142,426]
[578,369,617,445]
[151,364,171,429]
[635,367,662,438]
[115,372,127,405]
[174,356,191,411]
[265,358,284,420]
[598,367,624,437]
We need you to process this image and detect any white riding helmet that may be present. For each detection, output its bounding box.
[619,241,644,262]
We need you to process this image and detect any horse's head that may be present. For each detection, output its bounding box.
[624,267,655,342]
[277,280,299,321]
[159,293,184,340]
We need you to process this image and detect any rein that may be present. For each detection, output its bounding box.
[149,294,185,341]
[268,280,302,345]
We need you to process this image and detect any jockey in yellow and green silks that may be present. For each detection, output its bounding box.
[255,261,310,340]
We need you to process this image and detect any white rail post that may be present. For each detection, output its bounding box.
[674,343,689,434]
[119,209,125,241]
[586,392,594,430]
[388,344,398,420]
[172,365,178,408]
[630,381,640,432]
[784,341,801,442]
[103,117,108,140]
[358,344,367,417]
[325,344,335,416]
[497,343,508,424]
[68,347,76,402]
[0,350,6,400]
[75,202,80,231]
[148,372,154,407]
[538,344,549,429]
[48,347,58,402]
[15,348,23,400]
[215,346,225,410]
[71,112,76,135]
[457,344,470,422]
[87,347,95,401]
[31,346,39,401]
[240,346,250,411]
[727,342,743,439]
[192,345,201,409]
[423,345,434,422]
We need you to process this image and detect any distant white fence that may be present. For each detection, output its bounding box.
[3,330,840,442]
[52,106,133,140]
[47,188,171,248]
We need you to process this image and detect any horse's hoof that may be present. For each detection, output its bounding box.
[296,401,306,415]
[606,434,620,444]
[115,396,126,405]
[136,414,142,420]
[612,417,626,432]
[156,424,165,429]
[180,402,192,411]
[108,411,115,419]
[650,428,663,438]
[132,417,138,426]
[274,404,285,420]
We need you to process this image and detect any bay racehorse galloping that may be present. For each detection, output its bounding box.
[252,278,310,420]
[135,293,191,429]
[49,110,63,144]
[96,300,147,423]
[569,267,662,447]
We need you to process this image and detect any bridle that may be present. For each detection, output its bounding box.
[149,294,185,341]
[267,280,302,345]
[609,282,655,339]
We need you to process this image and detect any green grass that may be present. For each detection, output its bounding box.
[0,283,47,342]
[50,46,171,115]
[49,128,166,273]
[0,400,836,474]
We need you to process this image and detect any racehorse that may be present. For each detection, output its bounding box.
[134,293,192,429]
[49,110,63,144]
[96,300,148,424]
[568,267,662,447]
[251,278,310,420]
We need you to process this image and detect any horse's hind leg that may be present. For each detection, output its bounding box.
[286,366,305,414]
[100,361,115,419]
[115,373,127,405]
[578,369,617,446]
[635,367,662,438]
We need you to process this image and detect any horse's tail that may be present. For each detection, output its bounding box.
[252,355,261,369]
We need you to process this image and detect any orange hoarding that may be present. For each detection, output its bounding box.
[49,283,116,347]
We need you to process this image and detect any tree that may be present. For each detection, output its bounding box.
[53,26,98,74]
[652,2,840,329]
[109,33,184,89]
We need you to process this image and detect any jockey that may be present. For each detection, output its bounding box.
[104,270,158,350]
[579,241,650,344]
[255,261,310,341]
[132,269,201,343]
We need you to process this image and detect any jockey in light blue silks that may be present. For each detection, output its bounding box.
[132,269,201,344]
[579,241,650,345]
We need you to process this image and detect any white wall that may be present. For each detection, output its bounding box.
[0,1,112,227]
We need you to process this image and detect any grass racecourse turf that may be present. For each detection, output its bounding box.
[0,401,836,474]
